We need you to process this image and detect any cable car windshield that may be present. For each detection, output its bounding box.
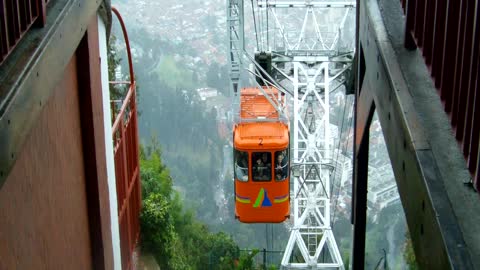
[252,152,272,182]
[234,149,249,182]
[275,149,289,181]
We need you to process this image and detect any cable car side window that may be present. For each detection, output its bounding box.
[252,152,272,182]
[234,149,249,182]
[275,149,289,181]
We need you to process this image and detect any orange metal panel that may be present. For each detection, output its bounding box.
[235,122,289,150]
[235,178,290,223]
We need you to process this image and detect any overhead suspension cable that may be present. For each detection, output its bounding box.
[332,97,354,227]
[330,89,349,193]
[266,0,269,49]
[258,0,264,51]
[250,0,260,50]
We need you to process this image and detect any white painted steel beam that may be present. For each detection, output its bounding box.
[257,1,355,8]
[281,61,345,269]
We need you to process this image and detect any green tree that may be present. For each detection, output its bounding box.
[208,232,240,269]
[237,249,259,270]
[403,233,418,270]
[139,140,239,269]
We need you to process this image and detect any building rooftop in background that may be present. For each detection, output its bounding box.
[196,87,219,101]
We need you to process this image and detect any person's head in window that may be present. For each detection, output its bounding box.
[277,154,284,166]
[256,158,264,167]
[239,154,247,167]
[261,152,270,164]
[255,158,269,180]
[275,151,288,180]
[235,150,249,181]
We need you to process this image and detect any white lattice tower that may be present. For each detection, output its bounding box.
[280,61,344,269]
[227,0,244,95]
[255,2,355,269]
[227,1,355,268]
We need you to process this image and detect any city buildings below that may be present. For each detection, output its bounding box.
[196,87,219,101]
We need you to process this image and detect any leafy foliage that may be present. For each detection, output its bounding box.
[237,249,259,270]
[139,141,240,269]
[155,55,196,90]
[140,193,177,268]
[403,233,419,270]
[206,63,230,96]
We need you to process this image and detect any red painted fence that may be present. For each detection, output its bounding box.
[401,0,480,190]
[111,7,141,270]
[112,83,141,270]
[0,0,48,64]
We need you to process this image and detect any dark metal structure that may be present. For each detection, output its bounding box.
[353,0,479,269]
[0,0,49,64]
[402,0,480,191]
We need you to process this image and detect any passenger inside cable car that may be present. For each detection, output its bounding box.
[275,151,288,181]
[253,152,271,181]
[234,147,290,223]
[235,151,249,181]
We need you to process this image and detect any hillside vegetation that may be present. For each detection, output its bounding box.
[140,143,239,269]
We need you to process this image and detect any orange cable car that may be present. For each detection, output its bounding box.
[233,87,290,223]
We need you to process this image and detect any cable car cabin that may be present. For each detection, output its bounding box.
[233,87,290,223]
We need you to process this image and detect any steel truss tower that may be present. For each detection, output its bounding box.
[280,57,351,269]
[228,1,355,269]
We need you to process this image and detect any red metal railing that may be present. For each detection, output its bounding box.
[402,0,480,190]
[111,7,141,270]
[0,0,48,65]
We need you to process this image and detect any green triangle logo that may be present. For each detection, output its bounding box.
[253,188,272,208]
